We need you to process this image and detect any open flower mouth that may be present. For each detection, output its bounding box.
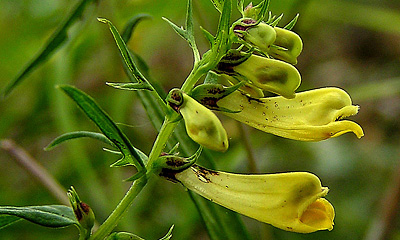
[300,197,335,231]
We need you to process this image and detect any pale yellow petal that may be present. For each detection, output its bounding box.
[174,165,334,233]
[218,87,364,141]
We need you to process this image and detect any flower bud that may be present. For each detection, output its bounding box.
[176,91,229,152]
[220,54,301,98]
[234,20,276,53]
[67,187,95,234]
[268,27,303,65]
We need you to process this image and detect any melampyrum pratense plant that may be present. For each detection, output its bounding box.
[1,0,364,239]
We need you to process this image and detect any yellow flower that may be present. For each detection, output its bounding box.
[174,165,334,233]
[180,92,229,152]
[218,54,301,98]
[217,87,364,141]
[268,27,303,65]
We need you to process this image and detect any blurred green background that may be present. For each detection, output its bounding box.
[1,0,400,239]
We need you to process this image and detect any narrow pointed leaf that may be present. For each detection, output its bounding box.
[59,85,145,170]
[98,18,149,85]
[270,13,283,26]
[2,0,97,98]
[45,131,115,151]
[237,0,244,15]
[162,17,189,41]
[0,205,77,228]
[106,232,145,240]
[162,0,199,61]
[284,13,299,30]
[256,0,270,22]
[200,26,215,47]
[106,82,153,91]
[210,0,224,12]
[159,225,174,240]
[121,14,152,43]
[213,0,232,54]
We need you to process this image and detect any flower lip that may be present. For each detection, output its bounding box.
[299,197,335,231]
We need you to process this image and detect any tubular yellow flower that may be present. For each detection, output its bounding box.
[216,87,364,141]
[173,165,334,233]
[268,27,303,65]
[220,54,301,98]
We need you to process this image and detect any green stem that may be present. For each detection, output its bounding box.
[90,177,147,240]
[90,116,179,240]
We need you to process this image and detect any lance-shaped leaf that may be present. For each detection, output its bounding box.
[59,85,145,173]
[97,18,151,87]
[162,0,199,62]
[173,165,334,233]
[45,131,115,151]
[2,0,97,98]
[120,14,152,43]
[214,87,364,141]
[0,205,77,228]
[106,82,153,91]
[210,0,224,13]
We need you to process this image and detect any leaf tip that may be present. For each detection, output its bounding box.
[97,17,108,24]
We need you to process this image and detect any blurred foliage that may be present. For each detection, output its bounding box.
[0,0,400,239]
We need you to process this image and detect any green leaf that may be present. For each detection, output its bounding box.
[58,85,145,171]
[256,0,270,22]
[45,131,115,151]
[159,225,174,240]
[120,14,152,43]
[2,0,97,98]
[163,17,188,40]
[269,13,283,27]
[97,18,149,85]
[162,0,199,62]
[210,0,224,12]
[106,82,153,91]
[0,205,77,229]
[284,13,299,30]
[106,232,145,240]
[237,0,244,15]
[200,26,215,47]
[213,0,232,55]
[106,225,173,240]
[120,19,168,132]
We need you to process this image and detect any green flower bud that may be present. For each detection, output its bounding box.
[268,27,303,65]
[219,54,301,98]
[167,89,229,152]
[67,187,95,236]
[233,19,276,53]
[181,93,228,152]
